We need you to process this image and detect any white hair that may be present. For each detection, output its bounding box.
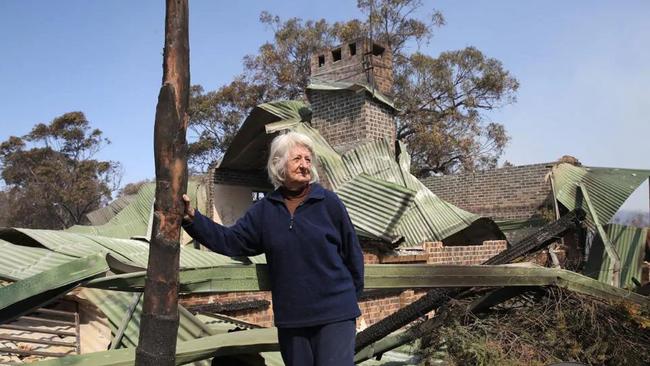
[267,131,319,188]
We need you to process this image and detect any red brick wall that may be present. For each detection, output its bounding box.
[180,291,275,328]
[423,241,508,265]
[309,89,396,154]
[357,289,427,328]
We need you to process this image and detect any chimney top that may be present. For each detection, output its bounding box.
[310,38,393,96]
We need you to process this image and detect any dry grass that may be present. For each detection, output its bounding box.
[420,287,650,366]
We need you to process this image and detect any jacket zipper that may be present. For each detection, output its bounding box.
[289,202,305,230]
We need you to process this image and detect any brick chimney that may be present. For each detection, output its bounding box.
[307,38,396,154]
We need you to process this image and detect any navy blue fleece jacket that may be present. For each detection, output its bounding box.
[182,183,364,328]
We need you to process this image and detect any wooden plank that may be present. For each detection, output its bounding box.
[85,263,649,307]
[579,183,621,286]
[34,308,76,318]
[0,347,72,358]
[0,324,76,337]
[18,316,75,327]
[0,334,76,347]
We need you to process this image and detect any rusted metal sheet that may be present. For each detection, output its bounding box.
[135,0,190,364]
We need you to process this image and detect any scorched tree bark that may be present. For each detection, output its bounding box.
[135,0,190,365]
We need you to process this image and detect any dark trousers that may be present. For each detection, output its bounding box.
[277,319,356,366]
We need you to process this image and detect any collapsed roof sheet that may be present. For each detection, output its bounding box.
[294,123,494,246]
[552,163,650,228]
[67,184,156,239]
[584,223,648,287]
[0,254,108,323]
[219,100,308,170]
[80,288,214,365]
[0,228,235,270]
[0,239,76,281]
[86,194,138,226]
[552,163,650,287]
[215,104,502,245]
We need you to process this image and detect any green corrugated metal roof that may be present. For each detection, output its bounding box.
[292,123,488,246]
[67,180,210,240]
[584,224,648,288]
[0,254,108,323]
[86,194,138,225]
[67,183,156,239]
[337,174,415,243]
[307,78,398,111]
[220,100,309,170]
[81,288,214,365]
[258,100,306,121]
[0,239,77,281]
[553,163,650,287]
[0,230,237,280]
[552,163,649,227]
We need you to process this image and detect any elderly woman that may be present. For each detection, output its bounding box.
[182,131,364,366]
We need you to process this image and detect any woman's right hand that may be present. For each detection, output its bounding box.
[182,194,195,222]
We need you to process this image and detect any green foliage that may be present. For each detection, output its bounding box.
[0,112,121,229]
[396,48,518,175]
[188,0,518,176]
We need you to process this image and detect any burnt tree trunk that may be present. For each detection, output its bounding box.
[135,0,190,365]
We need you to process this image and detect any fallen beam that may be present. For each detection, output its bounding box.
[484,209,584,265]
[30,327,279,366]
[85,264,649,308]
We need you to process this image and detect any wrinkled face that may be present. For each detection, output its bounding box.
[284,145,312,189]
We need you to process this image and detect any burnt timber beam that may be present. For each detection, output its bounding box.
[135,0,190,364]
[0,334,76,347]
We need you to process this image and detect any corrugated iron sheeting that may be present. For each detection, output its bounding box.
[292,125,484,246]
[81,289,211,366]
[341,139,404,185]
[86,195,138,226]
[0,239,76,281]
[336,174,414,243]
[257,100,306,121]
[553,163,649,227]
[66,184,155,239]
[0,230,236,277]
[585,224,648,288]
[7,229,108,258]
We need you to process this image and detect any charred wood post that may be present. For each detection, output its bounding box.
[135,0,190,365]
[355,209,585,352]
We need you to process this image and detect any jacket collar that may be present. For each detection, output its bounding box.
[267,183,326,203]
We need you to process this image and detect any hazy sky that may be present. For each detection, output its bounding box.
[1,1,649,186]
